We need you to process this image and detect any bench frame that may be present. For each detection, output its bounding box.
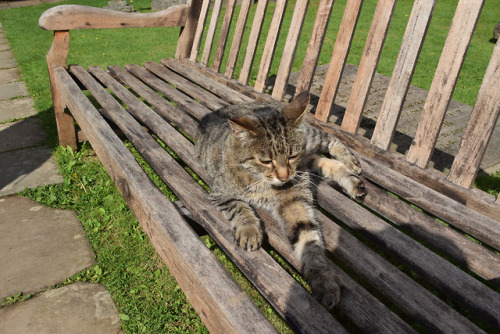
[40,1,500,333]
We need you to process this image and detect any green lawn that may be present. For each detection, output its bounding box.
[0,0,499,332]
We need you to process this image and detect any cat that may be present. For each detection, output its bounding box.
[195,91,365,308]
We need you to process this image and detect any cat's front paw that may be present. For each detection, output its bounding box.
[235,224,263,251]
[340,154,362,176]
[341,175,366,201]
[307,268,341,309]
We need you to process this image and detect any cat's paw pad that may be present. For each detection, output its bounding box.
[341,176,366,201]
[308,269,341,309]
[235,224,263,251]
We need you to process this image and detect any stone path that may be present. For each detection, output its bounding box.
[0,6,122,333]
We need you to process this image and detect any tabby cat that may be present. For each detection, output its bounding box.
[196,92,365,308]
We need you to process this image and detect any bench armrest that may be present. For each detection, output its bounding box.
[39,4,189,31]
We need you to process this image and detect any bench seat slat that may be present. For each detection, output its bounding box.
[406,0,485,168]
[370,0,437,150]
[55,66,277,334]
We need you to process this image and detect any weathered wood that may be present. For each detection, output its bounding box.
[39,4,188,30]
[317,182,500,329]
[315,0,363,122]
[201,0,223,66]
[212,0,237,72]
[271,0,309,101]
[55,66,277,334]
[46,30,76,149]
[308,115,500,222]
[448,39,500,188]
[406,0,485,167]
[162,58,253,104]
[71,65,348,333]
[143,61,227,111]
[295,0,335,96]
[361,180,500,283]
[238,0,269,85]
[177,0,204,59]
[341,0,396,133]
[254,0,287,93]
[189,0,211,61]
[224,0,252,78]
[370,0,437,149]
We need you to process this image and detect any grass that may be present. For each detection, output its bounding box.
[0,0,499,332]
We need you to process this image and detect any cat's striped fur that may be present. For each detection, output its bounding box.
[196,92,365,308]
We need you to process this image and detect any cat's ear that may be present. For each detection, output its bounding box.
[228,116,260,138]
[284,91,310,125]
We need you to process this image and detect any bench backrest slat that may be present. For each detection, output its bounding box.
[239,0,269,85]
[406,0,484,168]
[224,0,253,78]
[254,0,288,93]
[271,0,310,100]
[448,39,500,188]
[340,0,396,134]
[189,0,210,62]
[201,0,223,66]
[212,0,237,72]
[370,0,436,150]
[315,0,363,122]
[295,0,335,96]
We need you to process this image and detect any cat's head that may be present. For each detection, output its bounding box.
[228,92,310,186]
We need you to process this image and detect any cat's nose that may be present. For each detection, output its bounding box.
[276,168,289,182]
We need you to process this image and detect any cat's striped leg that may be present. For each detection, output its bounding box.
[277,196,341,308]
[217,198,263,251]
[308,154,365,200]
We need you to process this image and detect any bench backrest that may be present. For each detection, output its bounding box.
[181,0,500,210]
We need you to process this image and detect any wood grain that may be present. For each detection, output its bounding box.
[201,0,223,66]
[212,0,236,72]
[341,0,396,133]
[55,66,277,334]
[189,0,211,61]
[224,0,252,78]
[39,4,188,30]
[177,0,204,59]
[238,0,269,85]
[370,0,437,149]
[46,30,76,149]
[271,0,309,101]
[254,0,287,93]
[315,0,363,122]
[406,0,485,167]
[295,0,335,96]
[448,38,500,188]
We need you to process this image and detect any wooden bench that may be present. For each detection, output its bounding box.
[39,1,500,332]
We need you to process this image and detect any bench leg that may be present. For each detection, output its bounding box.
[47,30,77,149]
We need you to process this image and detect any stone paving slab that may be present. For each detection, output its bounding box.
[0,117,46,152]
[0,196,95,300]
[0,282,122,334]
[0,50,18,69]
[0,81,28,100]
[0,67,21,84]
[0,97,36,122]
[0,146,63,196]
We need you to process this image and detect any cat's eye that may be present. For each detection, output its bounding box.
[288,154,299,161]
[259,159,273,166]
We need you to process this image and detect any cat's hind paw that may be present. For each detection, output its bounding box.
[235,224,263,251]
[308,268,342,309]
[342,175,366,201]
